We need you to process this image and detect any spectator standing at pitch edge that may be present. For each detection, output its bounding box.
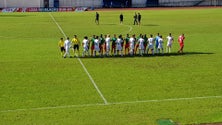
[120,13,123,24]
[95,12,99,25]
[138,13,141,25]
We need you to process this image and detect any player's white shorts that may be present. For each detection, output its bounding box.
[65,47,70,52]
[94,46,100,51]
[83,46,88,51]
[116,45,122,51]
[130,44,134,50]
[139,45,144,50]
[158,44,163,49]
[167,43,172,47]
[148,45,154,49]
[129,48,134,54]
[106,45,110,51]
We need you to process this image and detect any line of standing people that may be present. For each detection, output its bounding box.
[58,33,185,58]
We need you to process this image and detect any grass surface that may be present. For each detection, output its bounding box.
[0,8,222,125]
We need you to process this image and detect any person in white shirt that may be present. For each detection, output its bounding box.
[63,37,71,58]
[147,34,155,55]
[129,34,135,56]
[158,35,164,54]
[105,34,111,56]
[94,36,101,56]
[138,35,145,56]
[115,35,123,56]
[166,33,174,53]
[82,36,90,57]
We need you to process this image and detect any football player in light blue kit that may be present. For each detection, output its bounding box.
[155,33,160,54]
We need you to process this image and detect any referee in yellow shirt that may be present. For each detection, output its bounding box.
[58,38,65,56]
[71,35,80,57]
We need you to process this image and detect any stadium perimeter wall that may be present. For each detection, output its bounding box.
[0,0,42,8]
[0,0,103,8]
[132,0,147,7]
[0,0,222,8]
[159,0,222,6]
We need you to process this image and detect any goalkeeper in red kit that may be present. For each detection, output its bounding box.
[178,34,185,54]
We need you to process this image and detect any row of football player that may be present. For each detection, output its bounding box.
[58,33,185,57]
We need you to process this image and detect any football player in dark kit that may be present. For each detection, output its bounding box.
[133,12,138,25]
[138,13,141,25]
[120,13,123,24]
[95,12,99,25]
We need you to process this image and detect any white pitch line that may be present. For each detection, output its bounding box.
[77,58,108,104]
[49,13,67,38]
[0,103,105,113]
[122,24,133,34]
[1,95,222,113]
[125,25,133,33]
[49,13,108,104]
[112,95,222,105]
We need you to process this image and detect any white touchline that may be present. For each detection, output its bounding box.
[49,13,108,104]
[1,95,222,113]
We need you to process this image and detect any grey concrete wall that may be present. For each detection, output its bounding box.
[159,0,222,6]
[132,0,147,7]
[0,0,41,8]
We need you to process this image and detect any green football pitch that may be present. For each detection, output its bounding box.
[0,8,222,125]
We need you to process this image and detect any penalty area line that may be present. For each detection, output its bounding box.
[1,95,221,113]
[49,13,108,105]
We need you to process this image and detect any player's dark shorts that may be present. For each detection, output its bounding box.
[144,44,147,49]
[125,43,129,49]
[60,47,65,52]
[104,44,106,51]
[155,44,158,48]
[91,46,94,51]
[73,45,79,50]
[112,45,116,49]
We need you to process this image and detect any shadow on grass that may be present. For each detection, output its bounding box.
[0,15,30,17]
[164,52,214,56]
[142,24,160,26]
[189,122,222,125]
[100,23,117,26]
[98,23,160,27]
[75,52,214,59]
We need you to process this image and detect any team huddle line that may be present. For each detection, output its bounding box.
[58,33,185,58]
